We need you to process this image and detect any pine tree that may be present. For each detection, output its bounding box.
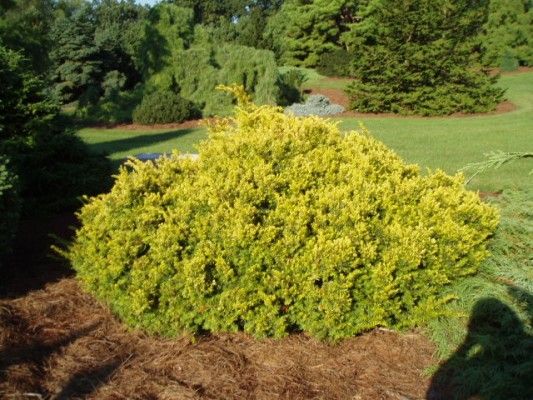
[265,0,359,66]
[49,4,103,103]
[346,0,505,115]
[0,0,54,74]
[0,44,57,140]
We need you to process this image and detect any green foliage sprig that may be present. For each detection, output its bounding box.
[460,151,533,184]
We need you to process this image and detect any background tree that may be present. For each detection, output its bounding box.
[172,0,247,25]
[0,44,57,140]
[94,0,148,90]
[481,0,532,69]
[345,0,505,115]
[142,12,280,116]
[265,0,359,66]
[49,3,103,103]
[0,0,54,74]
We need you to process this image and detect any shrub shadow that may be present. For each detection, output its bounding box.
[53,360,122,400]
[427,293,533,400]
[0,213,78,299]
[86,128,199,157]
[0,319,100,383]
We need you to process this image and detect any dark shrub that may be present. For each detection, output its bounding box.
[316,49,353,77]
[0,156,20,264]
[132,90,199,124]
[277,69,307,106]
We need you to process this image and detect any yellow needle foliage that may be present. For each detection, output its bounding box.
[66,87,499,340]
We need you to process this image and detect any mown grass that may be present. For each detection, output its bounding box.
[337,72,533,192]
[78,127,207,166]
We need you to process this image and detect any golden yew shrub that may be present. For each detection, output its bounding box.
[67,87,499,340]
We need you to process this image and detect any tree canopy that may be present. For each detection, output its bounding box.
[266,0,360,66]
[481,0,532,69]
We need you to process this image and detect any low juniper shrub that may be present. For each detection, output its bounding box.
[66,86,499,341]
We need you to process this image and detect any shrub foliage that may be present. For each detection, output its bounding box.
[132,90,199,124]
[67,89,499,340]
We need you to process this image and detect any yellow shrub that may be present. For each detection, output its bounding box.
[67,90,499,340]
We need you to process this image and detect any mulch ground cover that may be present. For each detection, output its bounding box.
[0,215,440,400]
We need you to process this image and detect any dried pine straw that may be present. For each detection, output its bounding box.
[1,279,436,400]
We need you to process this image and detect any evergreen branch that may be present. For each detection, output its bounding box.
[460,151,533,184]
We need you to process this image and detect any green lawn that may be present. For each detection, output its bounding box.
[77,71,532,192]
[336,72,533,192]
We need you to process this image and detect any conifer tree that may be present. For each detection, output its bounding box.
[265,0,359,66]
[0,0,54,74]
[346,0,505,115]
[49,4,102,103]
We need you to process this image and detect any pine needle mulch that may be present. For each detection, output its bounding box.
[0,278,436,400]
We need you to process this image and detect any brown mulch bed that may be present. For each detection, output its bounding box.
[0,214,439,400]
[0,279,437,400]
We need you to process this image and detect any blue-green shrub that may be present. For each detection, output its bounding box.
[285,95,345,116]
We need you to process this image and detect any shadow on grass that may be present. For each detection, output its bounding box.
[427,290,533,400]
[86,128,200,158]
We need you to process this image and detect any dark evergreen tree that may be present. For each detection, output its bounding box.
[172,0,247,24]
[94,0,148,89]
[49,3,103,103]
[346,0,505,115]
[171,0,283,49]
[0,44,57,140]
